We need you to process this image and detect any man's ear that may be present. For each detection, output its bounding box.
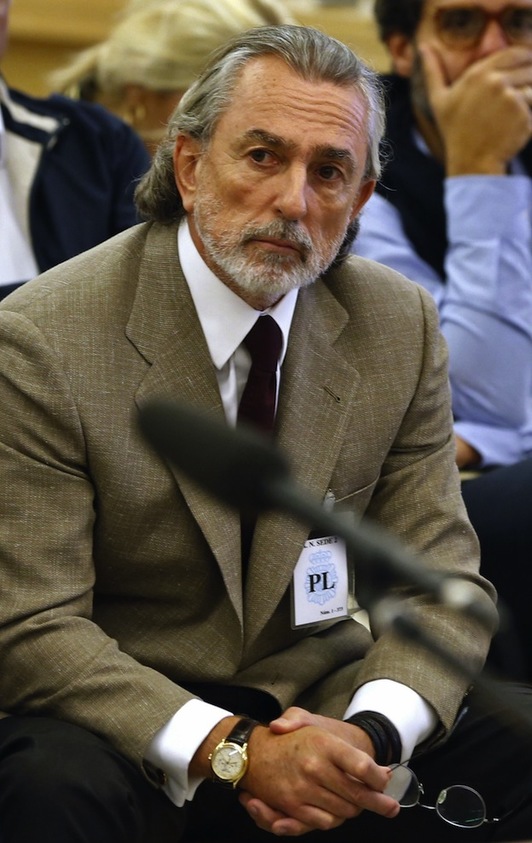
[173,134,203,214]
[386,33,416,77]
[350,179,376,223]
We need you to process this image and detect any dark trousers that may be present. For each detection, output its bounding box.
[1,683,532,842]
[461,458,532,682]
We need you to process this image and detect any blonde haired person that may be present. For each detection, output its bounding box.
[50,0,297,154]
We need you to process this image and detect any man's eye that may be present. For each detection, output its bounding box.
[446,9,475,28]
[249,149,274,164]
[439,8,479,35]
[318,165,342,181]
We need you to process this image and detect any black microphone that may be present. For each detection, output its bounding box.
[137,398,497,630]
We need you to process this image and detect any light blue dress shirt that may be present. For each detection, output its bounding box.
[355,144,532,468]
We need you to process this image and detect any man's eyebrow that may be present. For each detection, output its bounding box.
[240,129,358,170]
[315,146,357,168]
[240,128,295,149]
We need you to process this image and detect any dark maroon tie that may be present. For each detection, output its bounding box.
[237,315,282,570]
[238,315,282,435]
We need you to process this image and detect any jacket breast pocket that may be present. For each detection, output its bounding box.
[331,475,379,521]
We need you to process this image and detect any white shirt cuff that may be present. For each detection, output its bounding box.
[344,679,437,762]
[144,699,232,806]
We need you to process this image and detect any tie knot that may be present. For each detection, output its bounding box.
[244,315,282,374]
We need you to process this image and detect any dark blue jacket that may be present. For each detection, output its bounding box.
[1,86,151,299]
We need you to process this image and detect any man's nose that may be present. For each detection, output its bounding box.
[478,19,512,55]
[275,166,309,220]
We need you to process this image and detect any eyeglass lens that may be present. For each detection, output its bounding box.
[436,785,488,828]
[436,6,532,48]
[384,764,489,828]
[384,763,420,806]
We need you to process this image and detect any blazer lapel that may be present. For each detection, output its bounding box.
[128,223,244,623]
[244,280,362,644]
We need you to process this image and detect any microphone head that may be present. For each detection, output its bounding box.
[137,398,291,512]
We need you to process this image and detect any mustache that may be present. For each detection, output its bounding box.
[240,220,313,258]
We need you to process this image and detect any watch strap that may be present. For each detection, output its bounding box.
[225,716,259,747]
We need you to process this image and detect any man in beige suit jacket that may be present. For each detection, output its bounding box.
[0,23,530,843]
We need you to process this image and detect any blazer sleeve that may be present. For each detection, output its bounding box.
[351,282,498,733]
[0,308,194,769]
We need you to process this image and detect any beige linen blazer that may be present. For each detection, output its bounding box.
[0,222,497,769]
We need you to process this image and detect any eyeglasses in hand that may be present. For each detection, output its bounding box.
[384,762,522,829]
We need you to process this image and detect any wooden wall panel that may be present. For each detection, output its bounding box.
[3,0,388,97]
[3,0,123,94]
[9,0,124,44]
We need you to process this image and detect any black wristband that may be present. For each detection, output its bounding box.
[346,710,402,766]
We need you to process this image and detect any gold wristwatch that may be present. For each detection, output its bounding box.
[209,717,259,788]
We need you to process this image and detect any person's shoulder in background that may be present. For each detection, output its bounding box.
[3,84,151,273]
[8,85,150,183]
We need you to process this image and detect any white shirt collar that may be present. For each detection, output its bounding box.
[177,218,298,371]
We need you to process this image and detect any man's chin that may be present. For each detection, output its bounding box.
[209,250,316,298]
[235,271,312,300]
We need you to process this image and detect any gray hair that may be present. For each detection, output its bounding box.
[135,24,386,227]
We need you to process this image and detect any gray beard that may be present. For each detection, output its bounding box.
[193,198,348,301]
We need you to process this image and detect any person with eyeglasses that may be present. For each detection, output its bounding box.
[353,0,532,682]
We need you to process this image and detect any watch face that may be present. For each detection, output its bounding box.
[211,743,246,781]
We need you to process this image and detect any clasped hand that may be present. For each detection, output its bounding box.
[238,707,400,836]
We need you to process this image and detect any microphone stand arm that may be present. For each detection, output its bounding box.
[267,476,495,630]
[269,477,532,742]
